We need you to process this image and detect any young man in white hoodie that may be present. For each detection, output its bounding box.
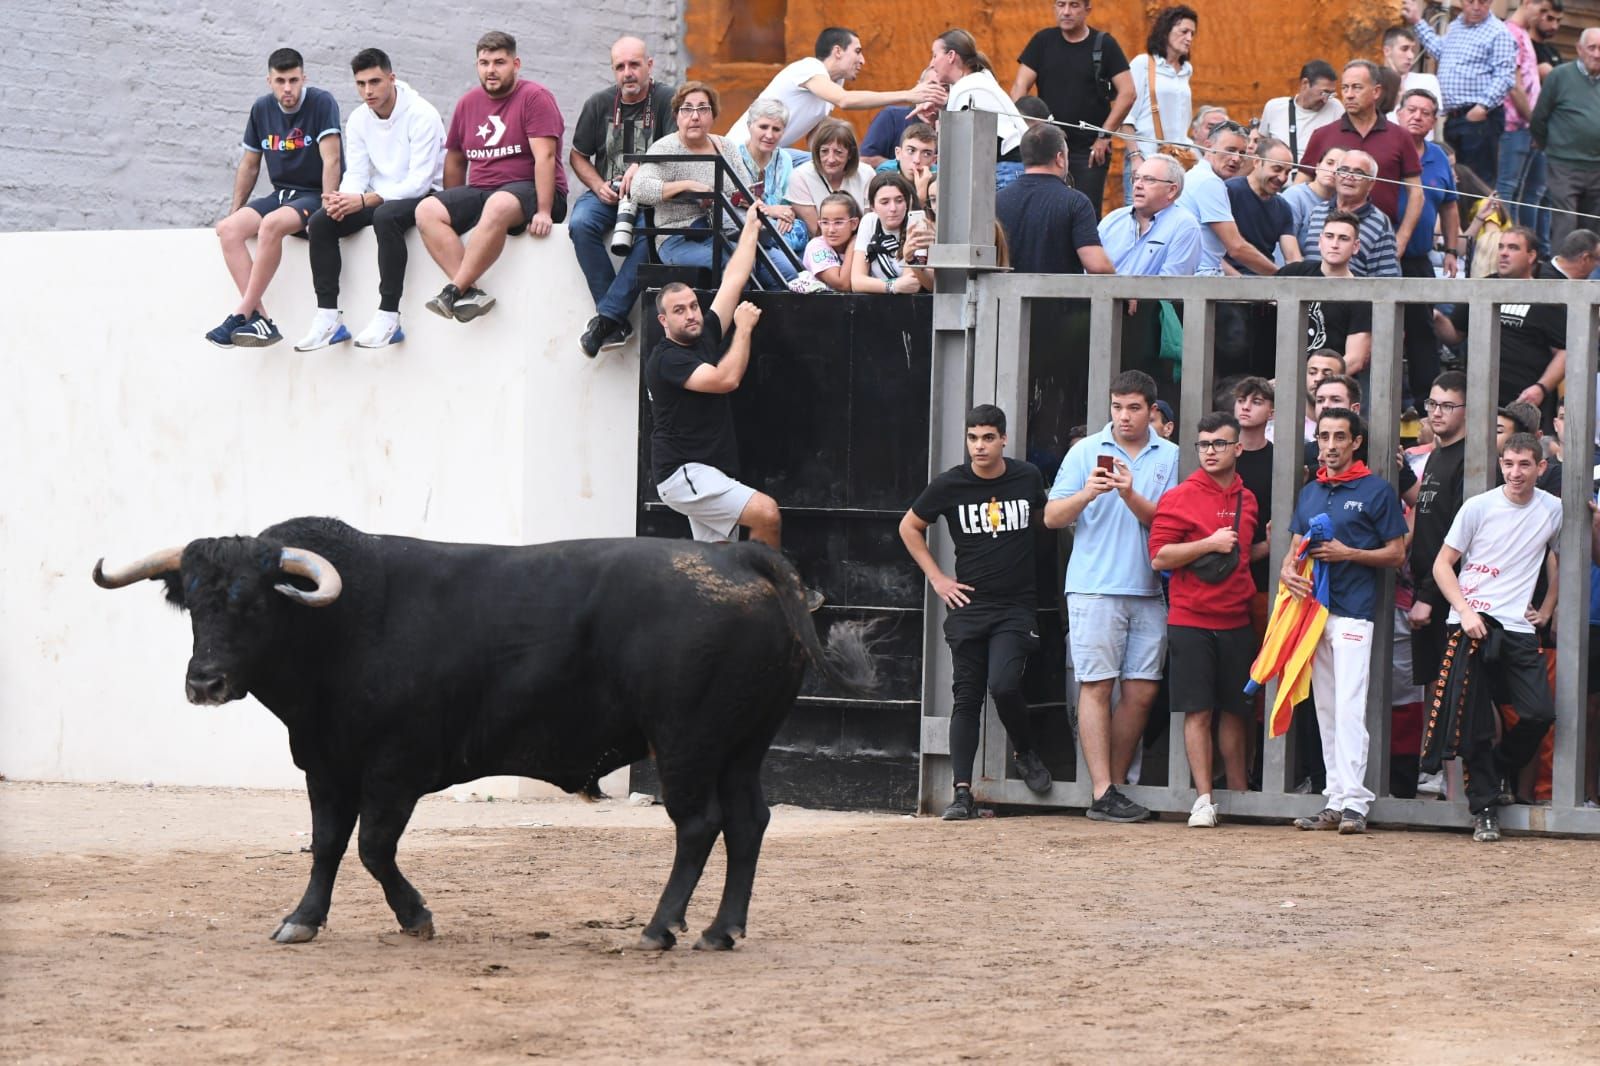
[295,48,445,351]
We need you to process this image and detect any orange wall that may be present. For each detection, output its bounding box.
[690,0,1403,145]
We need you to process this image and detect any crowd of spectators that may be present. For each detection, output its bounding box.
[207,11,1600,831]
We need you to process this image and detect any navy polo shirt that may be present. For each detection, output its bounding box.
[1290,473,1407,622]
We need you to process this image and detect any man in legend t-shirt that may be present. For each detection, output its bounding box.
[415,30,568,323]
[900,404,1053,821]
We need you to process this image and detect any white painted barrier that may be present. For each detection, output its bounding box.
[0,225,642,792]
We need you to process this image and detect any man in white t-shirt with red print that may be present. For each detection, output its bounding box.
[415,30,568,324]
[1432,432,1561,843]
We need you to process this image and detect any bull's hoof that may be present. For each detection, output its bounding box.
[692,929,737,951]
[636,927,677,951]
[270,920,319,944]
[401,918,435,941]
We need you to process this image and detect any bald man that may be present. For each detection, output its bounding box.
[569,36,677,357]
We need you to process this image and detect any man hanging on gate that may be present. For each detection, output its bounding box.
[900,405,1054,821]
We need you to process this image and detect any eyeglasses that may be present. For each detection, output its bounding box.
[1333,167,1374,180]
[1195,439,1240,452]
[677,104,714,116]
[1423,399,1465,412]
[1131,175,1176,186]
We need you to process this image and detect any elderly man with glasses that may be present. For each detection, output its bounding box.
[1299,150,1401,278]
[1098,154,1202,275]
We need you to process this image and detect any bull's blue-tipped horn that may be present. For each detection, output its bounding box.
[274,548,343,607]
[92,547,184,588]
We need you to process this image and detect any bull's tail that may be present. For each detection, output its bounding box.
[740,546,879,698]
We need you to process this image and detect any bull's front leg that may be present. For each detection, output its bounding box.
[357,789,433,939]
[272,775,358,943]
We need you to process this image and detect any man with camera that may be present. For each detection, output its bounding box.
[1010,0,1134,215]
[569,37,677,357]
[1148,411,1264,828]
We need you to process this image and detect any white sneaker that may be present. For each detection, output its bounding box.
[353,310,404,349]
[293,309,350,351]
[1417,771,1446,797]
[1188,796,1219,828]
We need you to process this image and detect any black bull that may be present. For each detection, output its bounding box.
[93,517,877,951]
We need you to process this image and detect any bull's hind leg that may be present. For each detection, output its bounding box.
[638,783,722,951]
[357,792,434,939]
[695,748,772,951]
[272,775,357,943]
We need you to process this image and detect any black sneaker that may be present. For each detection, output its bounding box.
[1013,750,1051,794]
[607,320,635,349]
[941,788,976,821]
[451,286,496,321]
[1472,809,1501,842]
[804,587,825,613]
[425,284,461,320]
[1293,807,1342,831]
[205,312,248,349]
[1086,785,1150,823]
[1338,809,1367,834]
[230,312,282,347]
[580,315,623,358]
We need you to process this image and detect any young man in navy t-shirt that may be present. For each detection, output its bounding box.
[207,48,342,349]
[1284,408,1407,835]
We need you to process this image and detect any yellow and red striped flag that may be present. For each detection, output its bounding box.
[1244,552,1329,738]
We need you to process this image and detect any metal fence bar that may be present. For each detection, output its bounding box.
[1265,296,1309,796]
[1364,300,1404,801]
[1463,300,1503,497]
[1554,303,1600,810]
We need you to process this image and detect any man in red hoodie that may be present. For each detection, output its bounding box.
[1148,411,1266,828]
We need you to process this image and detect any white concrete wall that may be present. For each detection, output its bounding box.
[0,226,641,792]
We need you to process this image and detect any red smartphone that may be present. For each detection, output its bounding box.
[1095,455,1115,473]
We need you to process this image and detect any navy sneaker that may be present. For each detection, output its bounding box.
[205,313,248,349]
[231,312,282,348]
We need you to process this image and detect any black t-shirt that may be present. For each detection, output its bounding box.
[1448,298,1566,412]
[911,459,1048,608]
[1409,438,1465,603]
[1017,27,1130,150]
[1224,177,1293,274]
[1235,444,1274,591]
[1533,41,1562,71]
[571,83,676,182]
[995,174,1102,274]
[1279,259,1371,355]
[645,311,740,483]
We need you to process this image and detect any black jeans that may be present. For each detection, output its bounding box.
[1400,254,1439,410]
[946,604,1040,786]
[305,196,425,312]
[1444,106,1505,191]
[1463,629,1555,814]
[1066,147,1109,217]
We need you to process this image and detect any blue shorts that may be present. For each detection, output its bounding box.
[1067,593,1167,683]
[247,188,319,229]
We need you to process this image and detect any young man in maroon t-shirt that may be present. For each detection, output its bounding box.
[1148,411,1265,828]
[415,30,569,322]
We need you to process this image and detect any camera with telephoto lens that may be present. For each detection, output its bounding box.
[609,178,638,255]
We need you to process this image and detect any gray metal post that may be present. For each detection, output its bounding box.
[1266,297,1309,794]
[1463,301,1502,496]
[917,109,999,815]
[1363,300,1405,801]
[1552,304,1599,814]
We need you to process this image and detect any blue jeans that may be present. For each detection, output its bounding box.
[567,190,650,323]
[1444,106,1504,191]
[1496,127,1548,249]
[659,223,799,287]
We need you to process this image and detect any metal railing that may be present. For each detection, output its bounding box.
[624,152,804,289]
[918,109,1600,835]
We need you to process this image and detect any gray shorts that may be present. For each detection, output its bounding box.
[656,462,757,543]
[1067,593,1167,683]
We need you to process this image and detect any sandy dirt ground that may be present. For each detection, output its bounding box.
[2,780,1597,1065]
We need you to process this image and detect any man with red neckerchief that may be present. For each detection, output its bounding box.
[1282,407,1408,835]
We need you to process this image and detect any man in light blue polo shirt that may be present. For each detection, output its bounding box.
[1045,369,1181,823]
[1098,155,1202,276]
[1176,122,1281,276]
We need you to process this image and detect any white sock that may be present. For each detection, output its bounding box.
[1196,792,1212,808]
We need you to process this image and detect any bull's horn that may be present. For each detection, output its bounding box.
[274,548,342,607]
[92,547,184,589]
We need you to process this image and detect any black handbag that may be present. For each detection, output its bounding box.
[1188,493,1242,584]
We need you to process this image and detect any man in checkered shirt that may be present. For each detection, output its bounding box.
[1402,0,1516,187]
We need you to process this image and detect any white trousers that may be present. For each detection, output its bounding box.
[1311,615,1376,816]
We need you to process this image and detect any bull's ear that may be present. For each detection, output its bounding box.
[160,572,187,610]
